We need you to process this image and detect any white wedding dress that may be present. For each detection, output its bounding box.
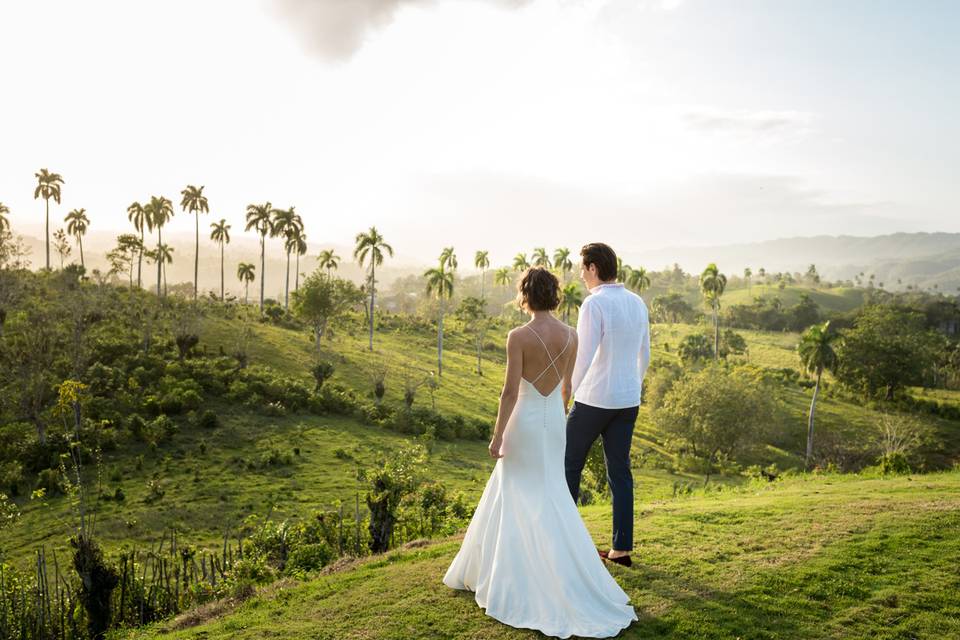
[443,327,637,638]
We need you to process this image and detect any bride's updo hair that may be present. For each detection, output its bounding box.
[517,267,560,312]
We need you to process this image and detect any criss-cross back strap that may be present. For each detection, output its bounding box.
[525,325,572,385]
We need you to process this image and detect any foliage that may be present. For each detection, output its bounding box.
[292,272,364,354]
[836,305,945,399]
[654,363,777,470]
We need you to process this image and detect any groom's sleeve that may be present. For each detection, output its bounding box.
[571,297,602,396]
[638,301,651,384]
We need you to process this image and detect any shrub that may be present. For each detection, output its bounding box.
[286,542,334,573]
[37,468,65,495]
[195,409,219,430]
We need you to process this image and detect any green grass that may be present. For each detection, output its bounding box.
[722,285,867,313]
[121,471,960,640]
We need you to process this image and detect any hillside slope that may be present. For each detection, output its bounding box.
[123,471,960,640]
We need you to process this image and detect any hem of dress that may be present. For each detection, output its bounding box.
[447,584,637,639]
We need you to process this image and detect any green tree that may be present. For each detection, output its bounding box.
[180,185,209,300]
[34,168,64,271]
[474,250,490,300]
[52,228,71,268]
[678,333,713,363]
[626,266,650,295]
[0,202,9,235]
[553,247,573,283]
[836,306,944,399]
[798,321,841,469]
[559,282,583,324]
[144,195,174,297]
[425,257,455,377]
[244,202,274,313]
[209,218,231,301]
[531,247,551,268]
[456,296,488,375]
[113,233,141,287]
[290,226,307,294]
[272,206,301,310]
[494,266,512,288]
[126,201,147,288]
[292,272,364,356]
[512,252,530,271]
[743,267,752,295]
[655,364,776,476]
[354,226,393,351]
[317,249,340,278]
[64,208,90,271]
[700,263,727,360]
[237,262,256,304]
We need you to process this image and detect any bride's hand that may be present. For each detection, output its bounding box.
[488,433,504,459]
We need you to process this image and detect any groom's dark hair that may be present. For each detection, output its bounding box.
[580,243,618,281]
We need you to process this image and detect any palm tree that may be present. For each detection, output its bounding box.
[52,228,71,268]
[512,252,530,271]
[494,267,512,289]
[425,261,455,376]
[532,247,551,269]
[474,250,490,299]
[210,219,231,301]
[127,201,147,288]
[291,227,307,294]
[34,168,64,270]
[180,185,210,301]
[0,202,10,234]
[272,206,299,310]
[244,202,274,313]
[144,196,174,297]
[798,321,840,469]
[559,282,583,324]
[744,267,753,295]
[64,208,90,271]
[626,266,651,295]
[237,262,256,304]
[353,226,393,351]
[317,249,340,278]
[553,247,572,283]
[157,243,174,296]
[699,263,727,360]
[439,246,458,271]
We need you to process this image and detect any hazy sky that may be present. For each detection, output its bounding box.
[1,0,958,267]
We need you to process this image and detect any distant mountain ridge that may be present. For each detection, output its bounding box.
[630,232,960,292]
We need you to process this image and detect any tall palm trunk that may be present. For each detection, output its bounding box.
[295,252,301,293]
[78,235,85,271]
[480,269,485,300]
[245,281,250,304]
[220,242,225,301]
[713,302,720,360]
[163,260,168,297]
[137,228,143,288]
[45,198,50,270]
[194,214,199,300]
[806,369,822,469]
[368,262,376,351]
[259,235,266,313]
[156,227,162,297]
[284,250,291,310]
[437,296,445,377]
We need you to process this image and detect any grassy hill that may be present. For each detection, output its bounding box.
[6,301,960,576]
[721,285,867,314]
[121,471,960,640]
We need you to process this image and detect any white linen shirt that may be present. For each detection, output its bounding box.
[571,283,650,409]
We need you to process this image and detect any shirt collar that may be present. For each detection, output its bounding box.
[589,282,624,294]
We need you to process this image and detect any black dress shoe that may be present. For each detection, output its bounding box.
[598,549,632,567]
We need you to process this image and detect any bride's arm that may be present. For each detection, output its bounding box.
[489,330,523,458]
[561,329,579,412]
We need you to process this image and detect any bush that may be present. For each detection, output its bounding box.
[195,409,219,429]
[286,542,334,573]
[36,468,65,495]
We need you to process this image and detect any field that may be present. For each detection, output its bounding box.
[121,470,960,640]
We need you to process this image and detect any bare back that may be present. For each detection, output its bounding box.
[516,319,577,396]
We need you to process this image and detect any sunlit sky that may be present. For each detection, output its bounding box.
[1,0,958,267]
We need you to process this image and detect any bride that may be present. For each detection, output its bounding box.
[443,267,637,638]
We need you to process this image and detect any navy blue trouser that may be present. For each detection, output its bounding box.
[564,401,638,551]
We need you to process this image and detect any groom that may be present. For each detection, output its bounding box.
[564,242,650,567]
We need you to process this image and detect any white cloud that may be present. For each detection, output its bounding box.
[682,107,816,140]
